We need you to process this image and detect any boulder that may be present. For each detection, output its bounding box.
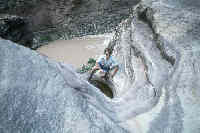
[0,39,127,133]
[108,0,200,132]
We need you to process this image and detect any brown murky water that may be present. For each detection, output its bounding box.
[37,35,110,68]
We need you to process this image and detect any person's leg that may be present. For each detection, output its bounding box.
[110,66,119,78]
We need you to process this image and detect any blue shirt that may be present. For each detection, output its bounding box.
[97,55,118,72]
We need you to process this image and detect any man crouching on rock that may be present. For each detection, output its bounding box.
[89,48,119,80]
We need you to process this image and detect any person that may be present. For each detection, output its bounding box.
[89,48,119,80]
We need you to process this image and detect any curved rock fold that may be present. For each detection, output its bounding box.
[1,0,200,133]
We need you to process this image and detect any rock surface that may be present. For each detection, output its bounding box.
[1,0,200,133]
[108,0,200,132]
[0,39,127,133]
[0,15,33,48]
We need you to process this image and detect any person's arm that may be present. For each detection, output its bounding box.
[93,62,100,70]
[110,56,119,78]
[91,55,102,72]
[89,56,102,80]
[111,65,119,78]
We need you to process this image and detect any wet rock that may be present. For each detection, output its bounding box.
[80,71,117,98]
[89,79,114,98]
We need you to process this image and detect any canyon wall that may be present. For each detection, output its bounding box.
[0,0,200,132]
[0,0,139,48]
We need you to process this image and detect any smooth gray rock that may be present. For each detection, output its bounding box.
[0,39,128,133]
[1,0,200,132]
[107,0,200,132]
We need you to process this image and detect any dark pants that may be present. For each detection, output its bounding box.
[98,62,110,72]
[89,62,110,80]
